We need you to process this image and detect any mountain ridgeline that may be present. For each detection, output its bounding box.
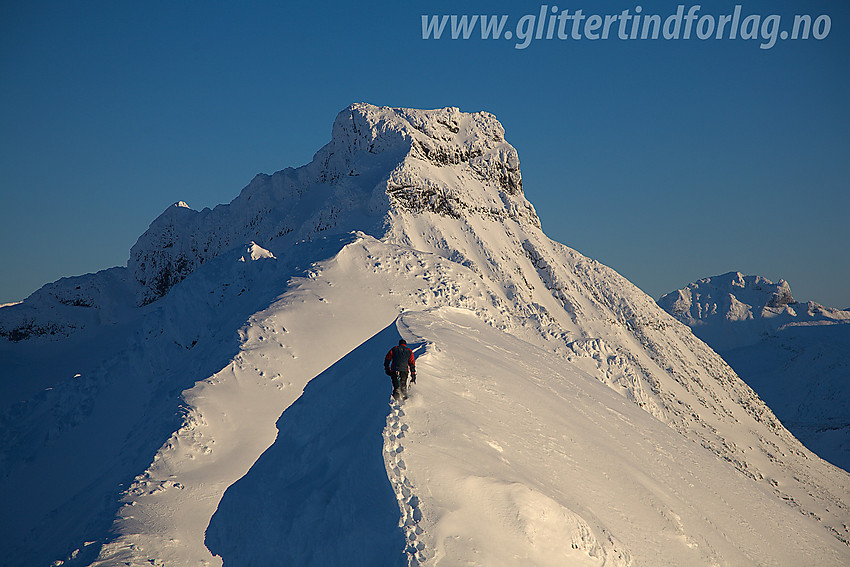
[127,104,533,305]
[1,104,848,566]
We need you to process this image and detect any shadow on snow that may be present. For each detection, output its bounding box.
[205,321,407,567]
[0,235,357,566]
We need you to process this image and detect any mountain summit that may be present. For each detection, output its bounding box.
[1,105,848,566]
[658,271,850,350]
[129,103,533,304]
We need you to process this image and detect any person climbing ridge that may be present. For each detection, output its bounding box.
[384,338,416,400]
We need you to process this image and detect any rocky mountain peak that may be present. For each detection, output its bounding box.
[126,103,537,303]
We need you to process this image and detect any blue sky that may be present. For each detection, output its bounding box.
[1,1,848,307]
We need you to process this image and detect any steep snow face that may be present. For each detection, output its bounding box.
[2,105,850,566]
[379,213,850,551]
[658,271,850,350]
[659,273,850,471]
[128,103,534,304]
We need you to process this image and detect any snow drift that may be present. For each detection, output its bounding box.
[1,104,848,566]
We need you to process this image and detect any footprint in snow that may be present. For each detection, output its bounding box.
[384,398,433,565]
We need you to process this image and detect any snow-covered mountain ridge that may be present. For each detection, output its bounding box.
[658,271,850,351]
[659,272,850,472]
[1,104,849,566]
[128,103,533,304]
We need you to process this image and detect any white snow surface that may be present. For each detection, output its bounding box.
[657,271,850,351]
[1,104,848,566]
[659,272,850,472]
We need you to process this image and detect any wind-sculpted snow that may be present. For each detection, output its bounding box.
[382,202,850,548]
[389,308,847,566]
[0,237,357,566]
[2,104,849,566]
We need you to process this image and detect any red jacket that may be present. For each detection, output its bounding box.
[385,345,415,374]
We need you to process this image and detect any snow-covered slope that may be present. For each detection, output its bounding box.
[658,271,850,351]
[1,104,848,566]
[659,272,850,471]
[207,308,849,567]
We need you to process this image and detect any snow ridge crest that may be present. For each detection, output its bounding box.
[124,103,537,303]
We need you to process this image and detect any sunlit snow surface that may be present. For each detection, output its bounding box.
[1,104,848,566]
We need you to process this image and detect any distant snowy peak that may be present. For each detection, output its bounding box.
[128,103,537,303]
[0,267,137,341]
[659,272,795,323]
[658,271,850,350]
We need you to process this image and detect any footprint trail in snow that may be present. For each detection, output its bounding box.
[384,398,432,566]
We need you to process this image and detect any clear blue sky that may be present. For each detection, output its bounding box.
[2,1,848,307]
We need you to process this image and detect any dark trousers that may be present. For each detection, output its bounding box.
[392,370,409,395]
